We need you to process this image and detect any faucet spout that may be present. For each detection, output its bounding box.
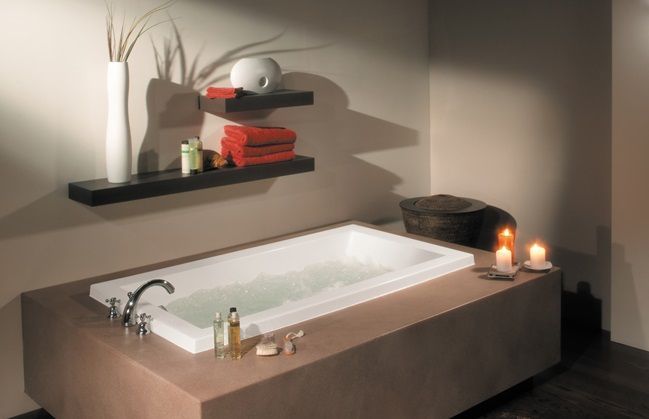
[122,279,175,327]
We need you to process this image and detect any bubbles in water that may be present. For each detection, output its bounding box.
[165,258,390,329]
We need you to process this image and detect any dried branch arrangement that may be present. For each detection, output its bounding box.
[106,1,174,62]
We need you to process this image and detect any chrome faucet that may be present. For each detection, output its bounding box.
[122,279,175,327]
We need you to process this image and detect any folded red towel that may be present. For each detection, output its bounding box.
[224,125,297,146]
[221,137,294,157]
[223,150,296,167]
[206,87,243,99]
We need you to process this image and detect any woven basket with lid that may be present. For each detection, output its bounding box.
[399,194,487,246]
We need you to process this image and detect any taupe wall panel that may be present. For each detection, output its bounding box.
[0,1,430,416]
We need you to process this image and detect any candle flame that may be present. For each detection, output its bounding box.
[531,243,543,250]
[499,246,509,252]
[502,228,511,236]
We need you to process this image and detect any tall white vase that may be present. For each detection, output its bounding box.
[106,62,132,183]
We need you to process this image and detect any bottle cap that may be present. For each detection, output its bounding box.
[182,140,189,144]
[229,307,237,313]
[215,312,221,320]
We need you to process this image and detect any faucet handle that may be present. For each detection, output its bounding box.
[105,297,121,319]
[138,313,152,323]
[136,313,152,336]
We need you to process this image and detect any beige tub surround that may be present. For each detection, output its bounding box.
[22,222,560,419]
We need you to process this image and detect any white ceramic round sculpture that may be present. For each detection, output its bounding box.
[230,58,282,94]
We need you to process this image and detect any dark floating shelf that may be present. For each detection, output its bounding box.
[69,156,315,206]
[69,90,315,206]
[198,89,314,114]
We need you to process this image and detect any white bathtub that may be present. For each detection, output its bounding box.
[90,224,474,353]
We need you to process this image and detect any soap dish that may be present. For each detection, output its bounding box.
[488,263,520,279]
[255,333,279,357]
[523,260,553,272]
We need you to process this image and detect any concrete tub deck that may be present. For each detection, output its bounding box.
[22,222,561,419]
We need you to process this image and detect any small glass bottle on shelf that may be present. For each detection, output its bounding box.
[213,312,225,359]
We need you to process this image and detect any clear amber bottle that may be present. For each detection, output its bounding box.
[228,307,242,360]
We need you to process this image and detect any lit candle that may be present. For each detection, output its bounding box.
[497,228,515,261]
[496,246,512,272]
[530,243,546,269]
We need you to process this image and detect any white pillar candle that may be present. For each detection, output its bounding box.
[530,243,546,269]
[496,246,512,272]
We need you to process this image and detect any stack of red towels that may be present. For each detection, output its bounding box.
[221,125,297,167]
[206,87,244,99]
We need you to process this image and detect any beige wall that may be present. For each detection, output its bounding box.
[0,0,430,416]
[612,0,649,351]
[429,0,612,327]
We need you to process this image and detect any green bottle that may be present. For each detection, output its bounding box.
[189,137,203,174]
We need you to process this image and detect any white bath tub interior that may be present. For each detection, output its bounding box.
[90,224,475,353]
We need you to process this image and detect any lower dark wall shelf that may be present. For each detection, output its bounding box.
[69,155,314,206]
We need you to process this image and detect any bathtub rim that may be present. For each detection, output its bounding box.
[89,223,475,353]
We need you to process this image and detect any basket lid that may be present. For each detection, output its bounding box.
[415,194,473,211]
[400,194,487,214]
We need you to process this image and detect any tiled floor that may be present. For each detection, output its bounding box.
[456,329,649,419]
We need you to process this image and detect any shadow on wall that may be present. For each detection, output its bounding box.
[553,225,611,330]
[138,80,202,173]
[562,282,602,331]
[281,71,418,222]
[138,25,331,173]
[429,0,612,327]
[473,206,517,252]
[0,73,417,239]
[99,71,415,221]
